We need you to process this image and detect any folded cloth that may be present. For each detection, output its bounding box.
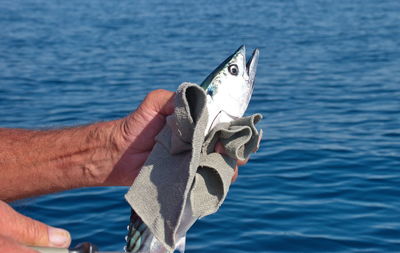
[125,82,263,251]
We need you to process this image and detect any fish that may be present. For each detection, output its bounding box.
[125,45,259,253]
[201,45,259,134]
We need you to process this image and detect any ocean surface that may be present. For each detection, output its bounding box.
[1,0,400,252]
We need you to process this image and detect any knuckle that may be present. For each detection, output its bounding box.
[21,219,48,245]
[32,223,47,239]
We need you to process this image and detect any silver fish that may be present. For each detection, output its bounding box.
[125,46,259,253]
[201,45,259,134]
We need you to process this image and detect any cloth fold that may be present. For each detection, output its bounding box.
[125,82,262,251]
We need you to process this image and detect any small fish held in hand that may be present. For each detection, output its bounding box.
[201,45,259,134]
[125,45,259,253]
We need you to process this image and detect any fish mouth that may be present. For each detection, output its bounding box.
[235,45,259,90]
[201,45,259,90]
[245,46,259,90]
[221,45,259,119]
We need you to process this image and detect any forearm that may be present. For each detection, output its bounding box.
[0,120,123,201]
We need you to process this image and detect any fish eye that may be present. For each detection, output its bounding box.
[228,64,239,76]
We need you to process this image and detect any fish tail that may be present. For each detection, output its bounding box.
[125,209,150,252]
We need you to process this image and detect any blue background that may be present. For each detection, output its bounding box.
[2,0,400,252]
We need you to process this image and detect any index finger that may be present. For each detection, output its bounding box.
[0,201,71,248]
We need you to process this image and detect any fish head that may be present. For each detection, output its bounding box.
[200,45,259,118]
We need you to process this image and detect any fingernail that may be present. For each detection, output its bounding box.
[48,227,71,247]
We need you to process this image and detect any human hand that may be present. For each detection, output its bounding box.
[0,201,71,252]
[0,88,250,200]
[101,89,175,186]
[97,89,248,186]
[214,142,249,183]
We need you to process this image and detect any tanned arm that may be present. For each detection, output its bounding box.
[0,121,119,201]
[0,89,175,201]
[0,89,244,252]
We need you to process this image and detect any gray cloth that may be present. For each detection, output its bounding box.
[125,82,262,251]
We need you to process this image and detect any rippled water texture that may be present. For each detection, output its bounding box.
[2,0,400,252]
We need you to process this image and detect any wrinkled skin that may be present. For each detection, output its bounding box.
[0,89,246,252]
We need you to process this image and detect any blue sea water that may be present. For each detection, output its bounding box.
[1,0,400,252]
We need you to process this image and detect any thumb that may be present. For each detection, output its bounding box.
[0,201,71,248]
[139,89,175,117]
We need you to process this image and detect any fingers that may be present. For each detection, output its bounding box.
[232,166,239,183]
[237,157,249,166]
[0,201,71,248]
[214,142,248,183]
[214,142,225,154]
[0,235,38,253]
[143,89,175,116]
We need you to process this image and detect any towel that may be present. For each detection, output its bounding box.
[125,82,262,251]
